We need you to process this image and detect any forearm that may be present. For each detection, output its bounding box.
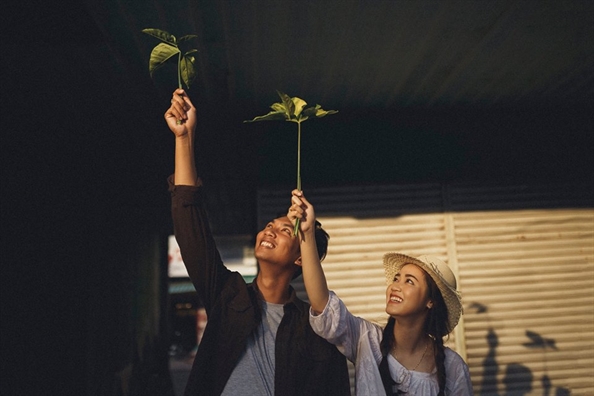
[300,230,330,314]
[170,180,228,310]
[166,88,198,186]
[174,134,198,186]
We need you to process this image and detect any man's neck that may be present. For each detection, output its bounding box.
[256,272,293,304]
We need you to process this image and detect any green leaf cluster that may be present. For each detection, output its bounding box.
[244,91,338,124]
[142,28,198,89]
[244,91,337,236]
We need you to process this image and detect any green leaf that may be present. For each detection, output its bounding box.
[291,96,308,118]
[302,104,338,118]
[142,28,177,46]
[277,91,295,118]
[269,102,286,113]
[315,108,338,117]
[180,54,197,89]
[243,111,287,122]
[148,43,180,76]
[178,35,199,44]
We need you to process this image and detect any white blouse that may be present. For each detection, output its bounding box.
[309,291,474,395]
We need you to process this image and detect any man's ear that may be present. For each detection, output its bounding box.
[294,257,302,267]
[426,300,434,309]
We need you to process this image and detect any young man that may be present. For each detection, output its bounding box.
[165,89,350,396]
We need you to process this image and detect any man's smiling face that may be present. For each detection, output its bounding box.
[254,216,301,268]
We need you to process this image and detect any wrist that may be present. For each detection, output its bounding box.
[300,227,316,240]
[175,132,194,146]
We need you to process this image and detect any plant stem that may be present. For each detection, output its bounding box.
[177,51,182,89]
[297,121,302,191]
[293,121,302,236]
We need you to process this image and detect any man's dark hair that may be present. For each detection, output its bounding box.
[292,220,329,280]
[314,220,330,261]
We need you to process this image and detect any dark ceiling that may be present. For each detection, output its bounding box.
[3,0,594,161]
[2,0,593,225]
[105,1,594,183]
[4,0,593,235]
[7,0,587,216]
[86,0,594,110]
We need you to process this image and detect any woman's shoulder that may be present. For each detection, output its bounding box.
[444,347,471,375]
[443,347,474,392]
[444,347,466,364]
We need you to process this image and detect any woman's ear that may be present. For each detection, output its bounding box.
[294,257,302,267]
[426,300,434,309]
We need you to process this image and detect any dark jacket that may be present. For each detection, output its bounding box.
[170,178,350,396]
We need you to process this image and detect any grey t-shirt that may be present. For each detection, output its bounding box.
[222,301,285,396]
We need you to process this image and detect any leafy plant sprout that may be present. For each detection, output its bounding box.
[142,28,198,91]
[245,91,338,235]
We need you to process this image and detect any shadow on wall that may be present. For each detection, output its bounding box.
[470,302,571,396]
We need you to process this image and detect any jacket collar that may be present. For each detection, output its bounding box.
[248,280,307,315]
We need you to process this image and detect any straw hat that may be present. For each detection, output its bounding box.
[383,253,463,334]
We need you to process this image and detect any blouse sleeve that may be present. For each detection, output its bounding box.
[309,291,380,363]
[445,348,474,395]
[310,291,387,395]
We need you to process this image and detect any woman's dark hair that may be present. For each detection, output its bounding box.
[379,318,403,395]
[379,268,450,395]
[424,272,449,396]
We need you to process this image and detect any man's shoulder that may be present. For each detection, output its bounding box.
[286,289,311,314]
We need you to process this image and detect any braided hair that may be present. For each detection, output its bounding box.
[379,317,404,395]
[424,273,450,396]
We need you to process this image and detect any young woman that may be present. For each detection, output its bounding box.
[288,189,473,395]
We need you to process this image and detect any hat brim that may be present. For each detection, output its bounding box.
[383,253,463,335]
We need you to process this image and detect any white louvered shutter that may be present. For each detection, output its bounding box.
[257,181,593,395]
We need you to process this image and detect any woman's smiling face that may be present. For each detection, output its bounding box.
[385,264,432,319]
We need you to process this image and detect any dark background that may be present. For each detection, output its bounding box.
[1,1,592,394]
